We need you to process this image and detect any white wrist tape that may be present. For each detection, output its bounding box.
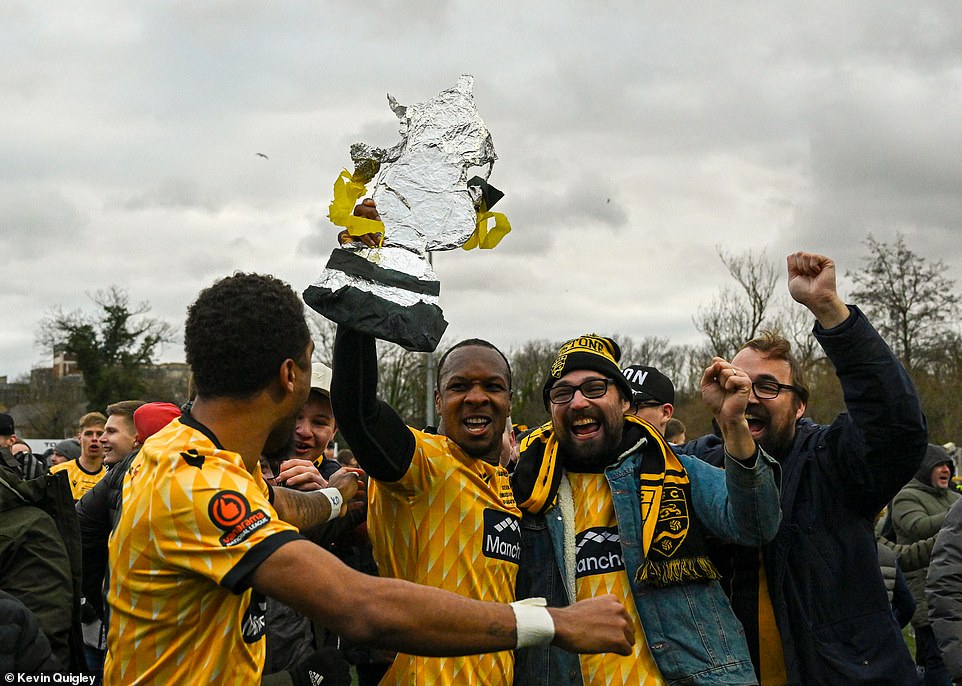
[510,597,555,648]
[320,487,343,521]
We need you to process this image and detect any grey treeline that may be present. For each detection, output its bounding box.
[314,233,962,444]
[18,233,961,445]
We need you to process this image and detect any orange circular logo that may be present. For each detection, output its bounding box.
[208,491,250,530]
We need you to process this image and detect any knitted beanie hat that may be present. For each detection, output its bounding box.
[542,334,632,409]
[53,439,81,461]
[134,402,183,443]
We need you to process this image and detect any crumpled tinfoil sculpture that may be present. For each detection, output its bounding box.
[303,74,510,352]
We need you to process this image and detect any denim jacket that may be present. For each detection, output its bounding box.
[514,446,781,686]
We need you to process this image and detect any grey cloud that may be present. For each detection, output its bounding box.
[491,172,630,257]
[4,1,962,381]
[121,177,224,212]
[178,247,236,282]
[0,188,86,258]
[296,221,335,259]
[786,72,962,271]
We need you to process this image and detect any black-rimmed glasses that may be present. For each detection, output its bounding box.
[548,378,612,404]
[752,380,803,400]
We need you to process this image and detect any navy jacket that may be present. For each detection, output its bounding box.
[684,306,927,685]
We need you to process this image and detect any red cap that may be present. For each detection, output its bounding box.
[134,402,182,443]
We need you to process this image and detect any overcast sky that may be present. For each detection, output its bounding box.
[4,2,962,379]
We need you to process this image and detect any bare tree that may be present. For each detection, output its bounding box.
[770,303,826,381]
[914,331,962,442]
[307,313,337,368]
[307,313,432,427]
[694,287,752,360]
[507,340,559,429]
[618,335,697,394]
[693,249,779,359]
[721,249,780,338]
[848,233,961,372]
[619,335,671,372]
[376,341,431,428]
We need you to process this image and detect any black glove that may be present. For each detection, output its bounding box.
[288,647,352,686]
[80,597,98,624]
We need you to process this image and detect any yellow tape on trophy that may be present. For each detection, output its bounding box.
[327,170,386,239]
[328,169,512,250]
[462,211,512,250]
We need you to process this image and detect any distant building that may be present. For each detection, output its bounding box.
[2,365,87,438]
[52,345,80,380]
[0,376,31,408]
[144,362,191,404]
[1,350,188,438]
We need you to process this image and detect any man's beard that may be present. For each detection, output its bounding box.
[755,410,797,460]
[556,416,624,472]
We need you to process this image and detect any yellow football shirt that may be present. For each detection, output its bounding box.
[568,472,666,686]
[368,428,522,686]
[104,416,302,685]
[50,458,104,500]
[757,554,788,684]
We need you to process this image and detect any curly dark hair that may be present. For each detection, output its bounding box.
[436,338,512,391]
[185,273,311,398]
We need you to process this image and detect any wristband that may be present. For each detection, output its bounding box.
[320,487,343,521]
[510,597,555,648]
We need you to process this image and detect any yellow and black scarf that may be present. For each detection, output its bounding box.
[513,415,720,587]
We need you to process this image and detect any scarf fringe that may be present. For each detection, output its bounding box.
[635,556,721,588]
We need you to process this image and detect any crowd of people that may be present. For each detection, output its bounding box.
[1,247,959,686]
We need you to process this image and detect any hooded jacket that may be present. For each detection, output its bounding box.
[892,444,960,628]
[0,465,84,670]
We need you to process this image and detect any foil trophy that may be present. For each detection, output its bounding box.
[303,74,510,352]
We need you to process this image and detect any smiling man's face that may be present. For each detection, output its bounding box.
[292,392,337,462]
[730,347,806,460]
[100,414,138,466]
[549,369,629,470]
[435,346,511,465]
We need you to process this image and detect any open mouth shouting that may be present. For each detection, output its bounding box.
[570,415,602,440]
[448,410,504,462]
[745,413,767,439]
[463,415,493,436]
[554,405,625,467]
